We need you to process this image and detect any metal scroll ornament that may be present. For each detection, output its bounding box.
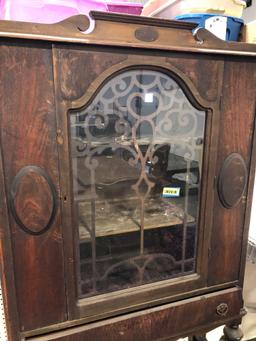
[71,69,205,166]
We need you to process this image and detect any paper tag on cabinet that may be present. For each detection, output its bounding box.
[205,16,227,40]
[162,187,181,198]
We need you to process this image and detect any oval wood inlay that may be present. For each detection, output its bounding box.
[135,27,159,42]
[10,166,57,235]
[218,153,247,209]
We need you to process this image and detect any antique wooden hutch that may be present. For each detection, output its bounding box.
[0,12,256,341]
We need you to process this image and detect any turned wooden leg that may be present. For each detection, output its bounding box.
[220,323,243,341]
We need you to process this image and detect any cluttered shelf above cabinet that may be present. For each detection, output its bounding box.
[0,11,255,56]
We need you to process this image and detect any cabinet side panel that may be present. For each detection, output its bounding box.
[0,42,67,331]
[208,59,256,285]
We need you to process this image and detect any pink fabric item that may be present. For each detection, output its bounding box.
[0,0,107,23]
[106,1,143,15]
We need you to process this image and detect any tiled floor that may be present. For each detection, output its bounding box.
[241,175,256,341]
[241,261,256,341]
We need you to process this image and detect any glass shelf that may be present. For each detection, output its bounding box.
[78,196,195,241]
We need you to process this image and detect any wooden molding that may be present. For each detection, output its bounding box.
[0,12,255,56]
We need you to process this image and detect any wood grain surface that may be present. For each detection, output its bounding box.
[0,20,255,339]
[0,41,67,331]
[27,288,242,341]
[209,59,256,285]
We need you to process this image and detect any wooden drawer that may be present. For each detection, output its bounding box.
[27,288,243,341]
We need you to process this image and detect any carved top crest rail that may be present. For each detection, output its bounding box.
[0,11,255,56]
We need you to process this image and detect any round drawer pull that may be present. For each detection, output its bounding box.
[216,303,229,316]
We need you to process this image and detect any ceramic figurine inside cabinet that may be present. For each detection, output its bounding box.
[0,11,256,341]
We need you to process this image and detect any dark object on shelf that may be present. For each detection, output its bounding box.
[175,13,244,41]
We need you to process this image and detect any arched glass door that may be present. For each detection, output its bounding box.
[69,69,206,298]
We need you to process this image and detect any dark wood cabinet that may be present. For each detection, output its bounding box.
[0,12,256,341]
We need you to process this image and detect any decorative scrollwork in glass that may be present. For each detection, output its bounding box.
[70,69,206,298]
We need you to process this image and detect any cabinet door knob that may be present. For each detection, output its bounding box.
[216,303,229,316]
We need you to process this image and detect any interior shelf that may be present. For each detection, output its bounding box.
[78,196,195,241]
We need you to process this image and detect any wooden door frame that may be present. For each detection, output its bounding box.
[53,48,221,322]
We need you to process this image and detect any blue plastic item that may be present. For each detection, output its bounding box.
[175,13,244,41]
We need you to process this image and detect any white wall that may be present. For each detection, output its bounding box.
[242,3,256,241]
[242,2,256,23]
[249,176,256,241]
